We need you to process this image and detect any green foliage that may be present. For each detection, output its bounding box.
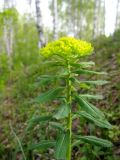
[0,54,9,91]
[28,140,55,151]
[77,111,112,129]
[49,122,64,132]
[74,136,113,147]
[32,87,64,104]
[75,95,105,119]
[55,131,70,159]
[53,104,70,120]
[0,7,18,34]
[28,37,112,160]
[27,115,52,130]
[2,8,18,22]
[0,10,44,159]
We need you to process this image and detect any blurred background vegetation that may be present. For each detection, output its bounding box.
[0,0,120,159]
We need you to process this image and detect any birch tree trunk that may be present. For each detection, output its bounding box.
[79,0,83,38]
[35,0,45,48]
[74,0,78,37]
[4,19,13,57]
[115,0,120,30]
[67,0,72,35]
[53,0,58,40]
[93,0,100,39]
[99,0,105,35]
[4,0,14,69]
[102,0,105,35]
[93,0,105,38]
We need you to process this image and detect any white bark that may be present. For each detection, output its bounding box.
[35,0,45,48]
[4,0,13,57]
[93,0,100,38]
[53,0,58,40]
[115,0,120,30]
[67,0,72,35]
[79,0,83,38]
[4,19,13,57]
[99,0,105,35]
[93,0,105,38]
[74,0,78,37]
[3,0,14,69]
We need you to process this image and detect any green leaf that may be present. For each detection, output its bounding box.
[32,80,49,89]
[77,111,112,129]
[33,87,64,104]
[49,122,64,132]
[80,94,103,100]
[55,131,70,159]
[32,75,63,89]
[53,104,70,120]
[38,74,65,80]
[29,115,52,123]
[32,76,57,88]
[75,95,105,119]
[28,140,55,151]
[71,61,95,68]
[72,140,84,148]
[71,78,108,87]
[41,61,65,67]
[76,136,113,147]
[81,80,109,85]
[34,71,69,87]
[89,103,105,118]
[73,69,107,75]
[38,75,58,80]
[27,115,52,130]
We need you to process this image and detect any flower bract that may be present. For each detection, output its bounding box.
[40,37,93,60]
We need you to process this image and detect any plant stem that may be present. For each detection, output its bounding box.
[66,62,72,160]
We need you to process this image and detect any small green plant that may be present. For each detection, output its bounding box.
[29,37,112,160]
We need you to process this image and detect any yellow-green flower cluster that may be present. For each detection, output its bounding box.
[40,37,93,59]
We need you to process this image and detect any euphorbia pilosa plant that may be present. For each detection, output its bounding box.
[29,37,112,160]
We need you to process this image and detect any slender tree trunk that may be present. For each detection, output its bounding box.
[93,0,99,38]
[99,0,105,35]
[4,20,13,69]
[74,0,78,37]
[102,0,105,35]
[53,0,58,40]
[93,0,105,38]
[115,0,120,30]
[4,0,13,57]
[72,0,76,37]
[79,0,83,38]
[67,0,72,35]
[4,0,14,69]
[35,0,45,48]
